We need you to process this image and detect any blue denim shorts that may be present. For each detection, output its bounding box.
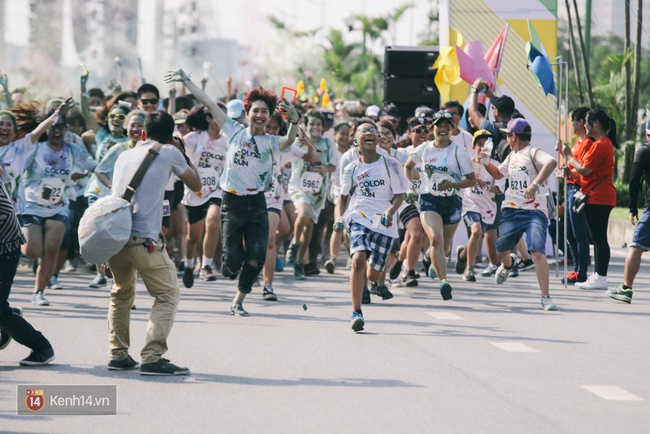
[348,222,393,271]
[463,211,488,233]
[632,209,650,251]
[496,208,549,253]
[419,194,462,225]
[19,213,68,227]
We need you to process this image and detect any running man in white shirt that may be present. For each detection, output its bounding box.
[335,118,410,332]
[482,119,558,311]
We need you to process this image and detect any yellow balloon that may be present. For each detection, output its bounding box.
[322,92,330,108]
[320,78,327,93]
[297,80,305,95]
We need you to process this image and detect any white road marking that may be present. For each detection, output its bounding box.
[582,386,644,401]
[390,288,407,296]
[490,342,538,353]
[425,312,464,320]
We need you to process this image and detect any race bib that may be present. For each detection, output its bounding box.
[300,171,323,195]
[508,170,529,196]
[162,199,171,217]
[198,167,218,194]
[429,173,454,197]
[411,179,423,192]
[36,178,65,206]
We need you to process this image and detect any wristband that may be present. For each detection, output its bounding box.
[533,181,542,188]
[471,87,479,94]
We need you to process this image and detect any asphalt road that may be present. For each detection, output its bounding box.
[1,248,649,433]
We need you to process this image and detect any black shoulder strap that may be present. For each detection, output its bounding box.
[120,142,163,202]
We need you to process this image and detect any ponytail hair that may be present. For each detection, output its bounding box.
[587,109,619,149]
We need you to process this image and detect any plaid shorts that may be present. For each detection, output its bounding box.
[347,222,394,271]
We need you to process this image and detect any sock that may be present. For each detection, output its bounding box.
[232,291,246,306]
[441,278,448,284]
[202,256,212,269]
[184,258,195,269]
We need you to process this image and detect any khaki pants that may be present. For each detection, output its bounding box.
[108,235,180,364]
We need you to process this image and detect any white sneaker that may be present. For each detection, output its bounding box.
[576,272,607,290]
[31,291,50,306]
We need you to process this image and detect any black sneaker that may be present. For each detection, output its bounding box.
[182,266,194,288]
[108,355,140,371]
[455,245,467,274]
[19,347,55,366]
[200,265,217,281]
[304,262,320,276]
[0,307,23,350]
[518,258,535,271]
[389,260,403,280]
[262,286,278,301]
[140,358,189,376]
[362,288,371,304]
[422,251,431,275]
[370,282,381,296]
[230,303,249,316]
[286,242,300,264]
[402,270,418,287]
[377,284,394,300]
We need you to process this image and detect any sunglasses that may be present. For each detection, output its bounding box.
[50,123,66,131]
[412,127,428,135]
[108,113,127,121]
[433,111,454,120]
[140,98,159,106]
[379,130,393,137]
[357,127,378,135]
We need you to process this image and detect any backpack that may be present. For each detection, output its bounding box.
[78,142,162,264]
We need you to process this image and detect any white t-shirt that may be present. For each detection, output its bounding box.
[497,145,554,217]
[338,146,389,182]
[408,141,474,197]
[451,129,474,157]
[23,141,96,217]
[267,144,306,209]
[288,136,337,203]
[90,141,132,199]
[328,148,345,203]
[462,159,506,225]
[0,136,35,212]
[219,118,282,195]
[181,130,227,207]
[404,144,426,195]
[340,154,410,238]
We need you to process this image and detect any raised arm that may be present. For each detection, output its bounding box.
[79,65,100,133]
[28,97,76,144]
[277,100,300,152]
[165,67,227,128]
[1,72,12,108]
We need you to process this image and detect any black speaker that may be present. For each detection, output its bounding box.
[384,46,438,77]
[384,45,440,108]
[384,76,439,105]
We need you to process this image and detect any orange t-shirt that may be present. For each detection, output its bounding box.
[581,136,616,207]
[567,136,593,186]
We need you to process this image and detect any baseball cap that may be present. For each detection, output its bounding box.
[173,110,190,125]
[472,129,493,145]
[646,119,650,133]
[501,118,531,134]
[226,99,245,118]
[431,110,454,126]
[365,105,381,119]
[492,95,515,115]
[319,109,334,128]
[408,117,428,129]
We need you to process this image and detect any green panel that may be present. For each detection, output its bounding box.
[539,0,558,18]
